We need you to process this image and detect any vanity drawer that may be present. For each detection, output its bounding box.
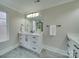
[31,42,40,47]
[31,40,38,44]
[30,45,42,53]
[69,40,79,49]
[28,35,40,41]
[30,38,41,46]
[73,42,79,50]
[67,39,79,58]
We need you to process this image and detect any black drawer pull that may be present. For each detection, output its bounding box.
[32,37,36,38]
[32,41,37,44]
[74,45,79,49]
[32,47,36,50]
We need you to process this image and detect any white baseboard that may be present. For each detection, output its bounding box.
[0,43,19,56]
[43,45,68,57]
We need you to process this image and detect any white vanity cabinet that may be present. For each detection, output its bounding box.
[67,33,79,58]
[19,32,43,54]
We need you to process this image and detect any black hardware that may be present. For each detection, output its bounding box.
[32,47,36,50]
[73,50,78,58]
[32,41,37,44]
[32,37,36,38]
[74,45,79,49]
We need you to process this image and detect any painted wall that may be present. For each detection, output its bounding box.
[0,4,25,50]
[40,0,79,50]
[0,0,79,53]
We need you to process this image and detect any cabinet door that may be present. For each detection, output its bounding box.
[73,42,79,58]
[67,40,74,57]
[77,50,79,58]
[67,40,79,58]
[19,34,25,40]
[19,35,30,48]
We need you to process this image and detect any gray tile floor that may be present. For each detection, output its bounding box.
[0,46,66,58]
[0,47,40,58]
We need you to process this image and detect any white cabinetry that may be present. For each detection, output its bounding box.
[67,33,79,58]
[19,32,43,54]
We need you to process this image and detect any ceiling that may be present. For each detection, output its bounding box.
[0,0,75,14]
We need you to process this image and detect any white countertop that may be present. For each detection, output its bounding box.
[19,32,43,36]
[67,33,79,44]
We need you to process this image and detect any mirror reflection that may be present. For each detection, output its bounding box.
[25,12,43,33]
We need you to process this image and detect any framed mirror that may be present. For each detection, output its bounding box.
[25,12,44,33]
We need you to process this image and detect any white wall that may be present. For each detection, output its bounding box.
[0,4,25,50]
[0,0,79,54]
[40,0,79,50]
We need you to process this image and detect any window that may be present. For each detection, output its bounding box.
[0,12,6,24]
[0,11,8,42]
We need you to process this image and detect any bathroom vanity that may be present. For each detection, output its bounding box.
[67,33,79,58]
[18,12,43,54]
[19,32,43,54]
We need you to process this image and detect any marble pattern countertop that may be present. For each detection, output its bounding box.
[19,32,43,36]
